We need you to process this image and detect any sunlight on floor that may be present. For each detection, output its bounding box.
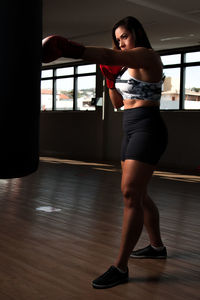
[40,157,200,183]
[154,170,200,183]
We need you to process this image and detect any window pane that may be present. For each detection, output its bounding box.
[42,69,53,78]
[41,80,53,111]
[56,78,74,110]
[77,64,96,74]
[56,67,74,76]
[184,66,200,109]
[185,51,200,63]
[160,68,180,110]
[77,75,96,111]
[161,54,181,66]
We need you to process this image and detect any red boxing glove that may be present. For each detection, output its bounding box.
[42,35,85,63]
[99,65,122,89]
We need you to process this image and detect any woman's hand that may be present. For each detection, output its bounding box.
[99,65,122,89]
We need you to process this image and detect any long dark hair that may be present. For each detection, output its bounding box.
[112,16,152,49]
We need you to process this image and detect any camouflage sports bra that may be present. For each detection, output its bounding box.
[115,69,163,101]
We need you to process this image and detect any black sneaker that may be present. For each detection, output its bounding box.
[92,265,129,289]
[130,245,167,259]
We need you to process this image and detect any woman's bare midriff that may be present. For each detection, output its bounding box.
[123,99,160,110]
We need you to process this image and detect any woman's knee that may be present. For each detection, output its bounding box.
[121,183,145,208]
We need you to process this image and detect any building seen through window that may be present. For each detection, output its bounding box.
[160,50,200,110]
[161,67,180,110]
[41,64,96,111]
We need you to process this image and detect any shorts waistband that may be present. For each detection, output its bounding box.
[124,106,160,113]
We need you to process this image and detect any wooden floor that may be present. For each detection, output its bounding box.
[0,157,199,300]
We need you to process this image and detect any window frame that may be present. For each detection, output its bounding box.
[41,61,97,112]
[158,45,200,111]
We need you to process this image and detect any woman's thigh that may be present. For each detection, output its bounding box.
[121,159,155,200]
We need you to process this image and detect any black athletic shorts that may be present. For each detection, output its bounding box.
[121,106,168,165]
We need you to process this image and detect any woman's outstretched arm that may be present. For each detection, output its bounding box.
[42,35,159,69]
[83,46,158,69]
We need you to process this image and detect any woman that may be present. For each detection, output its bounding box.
[42,16,168,289]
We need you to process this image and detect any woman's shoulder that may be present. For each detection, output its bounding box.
[128,47,161,63]
[108,47,161,70]
[128,49,162,81]
[131,48,162,70]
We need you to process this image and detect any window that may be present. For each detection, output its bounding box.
[161,54,181,65]
[56,78,74,110]
[77,75,96,111]
[185,66,200,109]
[41,79,53,111]
[161,68,180,110]
[185,51,200,63]
[77,64,96,74]
[56,67,74,76]
[42,69,53,78]
[160,47,200,110]
[41,63,97,111]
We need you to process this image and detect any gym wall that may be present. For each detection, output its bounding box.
[40,73,200,171]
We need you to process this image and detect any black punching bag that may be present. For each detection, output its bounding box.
[0,1,42,178]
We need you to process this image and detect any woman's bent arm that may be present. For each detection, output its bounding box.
[109,89,124,109]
